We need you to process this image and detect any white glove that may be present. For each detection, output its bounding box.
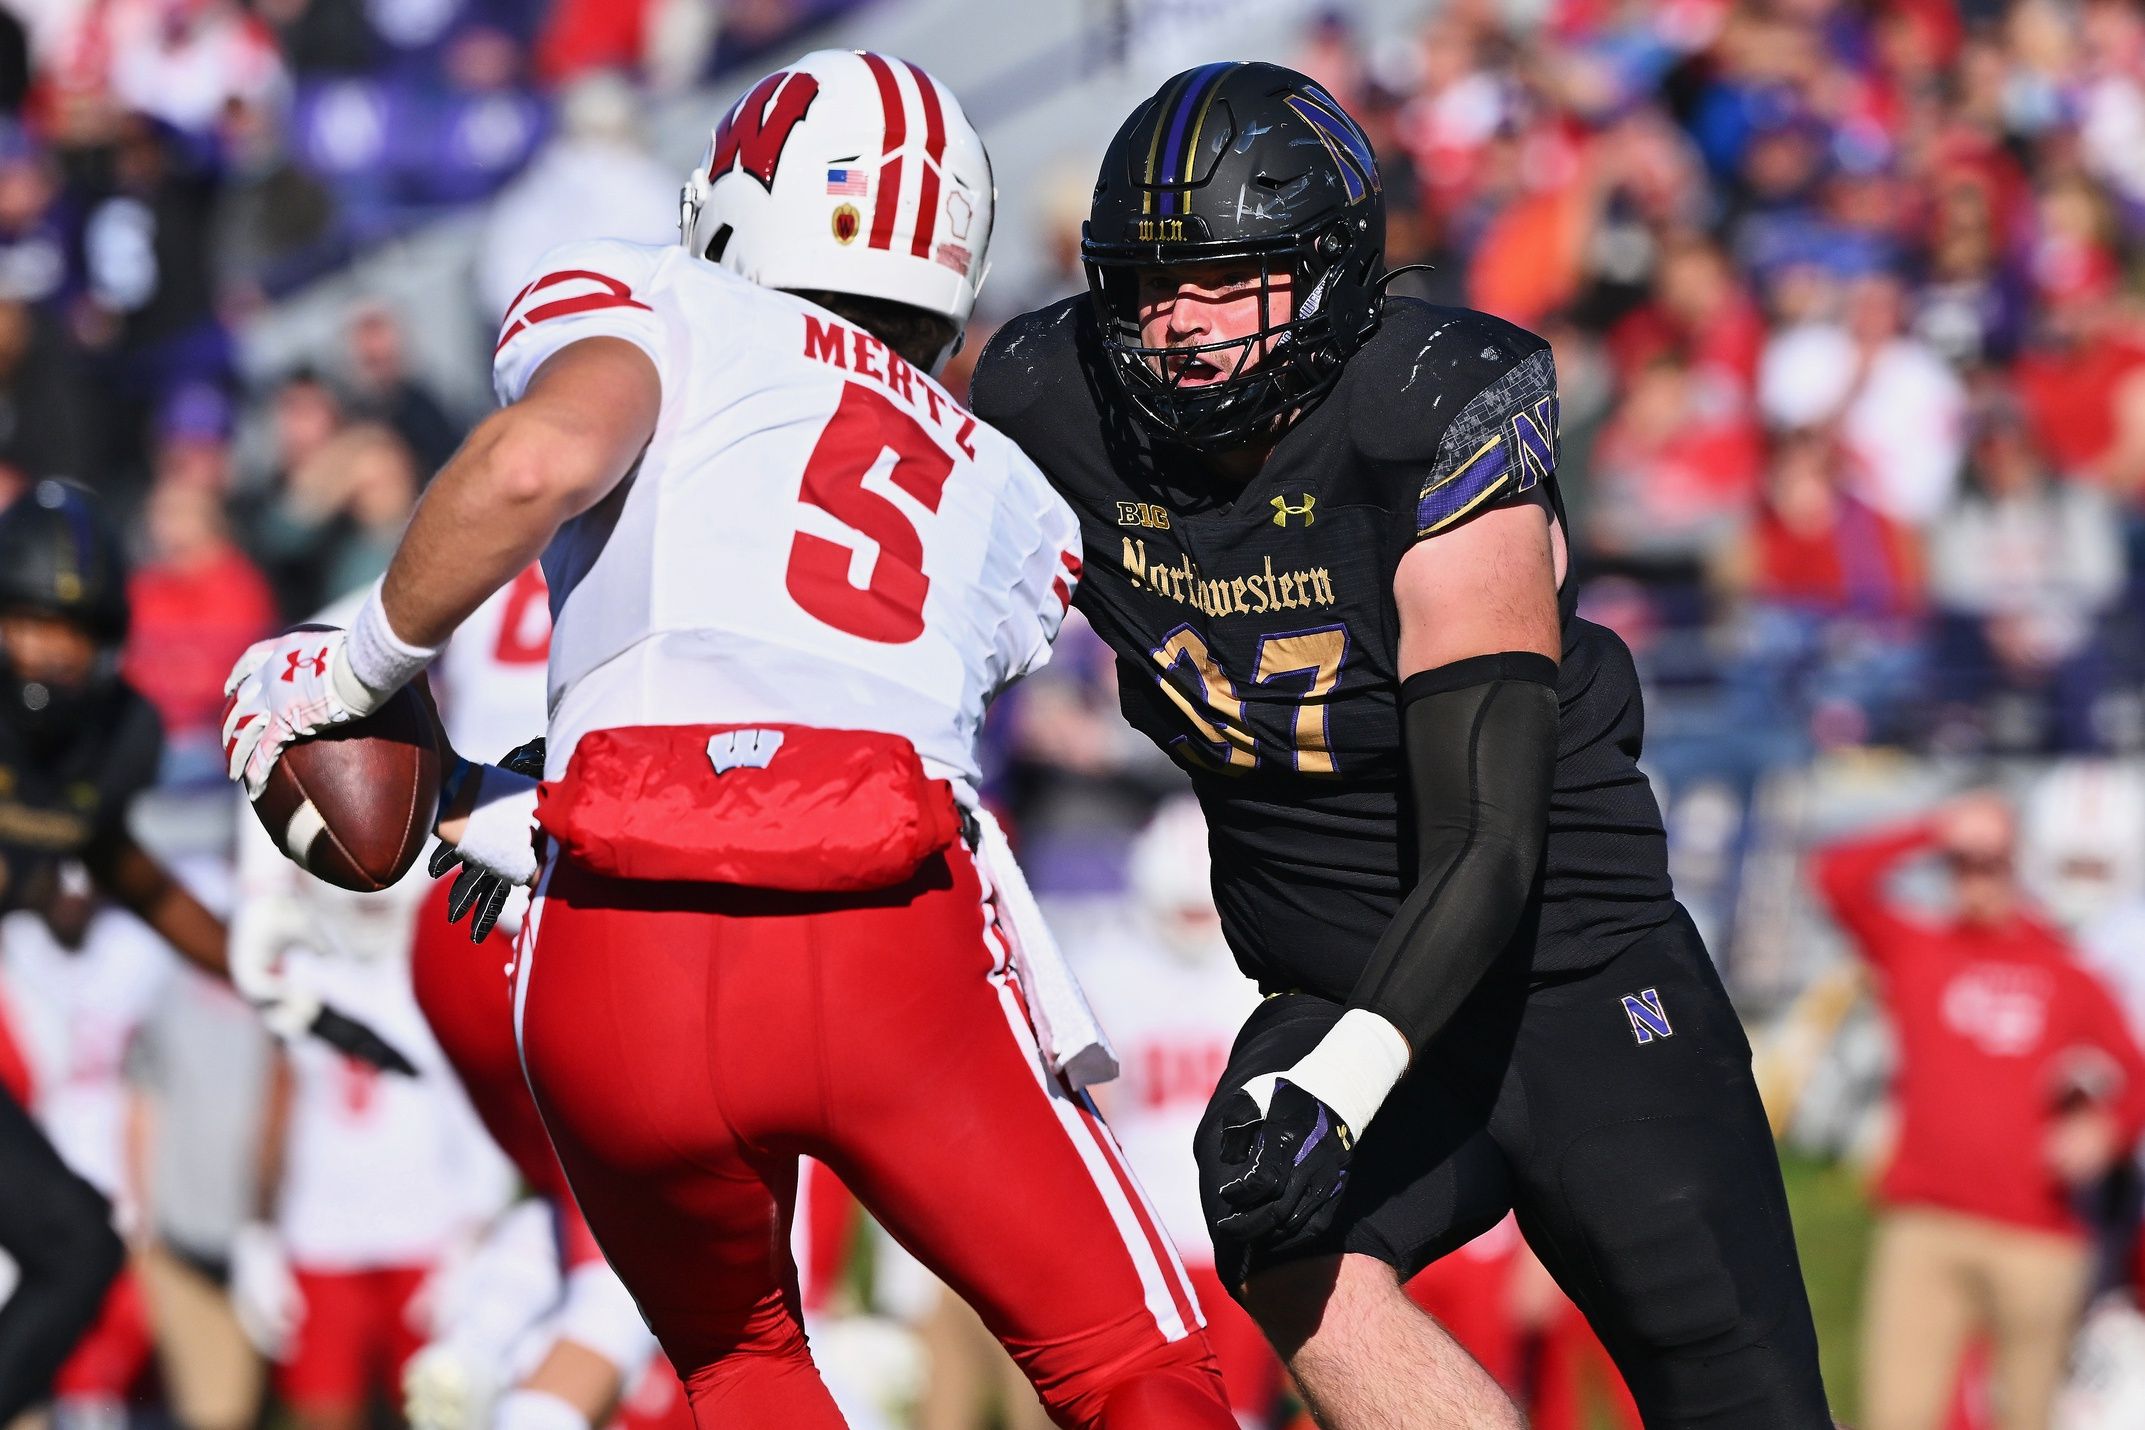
[230,1222,304,1360]
[404,1342,499,1430]
[222,585,438,798]
[449,761,542,887]
[222,629,377,798]
[227,890,324,1043]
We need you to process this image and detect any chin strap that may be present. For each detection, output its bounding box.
[1376,262,1438,296]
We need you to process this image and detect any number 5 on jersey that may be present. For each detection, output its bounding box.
[785,383,956,644]
[1152,623,1348,774]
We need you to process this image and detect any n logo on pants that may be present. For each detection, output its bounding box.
[1622,988,1673,1045]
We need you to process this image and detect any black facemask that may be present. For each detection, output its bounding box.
[0,642,115,748]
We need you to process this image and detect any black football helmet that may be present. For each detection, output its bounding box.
[0,481,130,733]
[1082,61,1385,446]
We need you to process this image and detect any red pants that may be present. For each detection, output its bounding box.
[1532,1304,1642,1430]
[411,875,603,1269]
[0,976,31,1105]
[53,1264,152,1399]
[514,846,1231,1429]
[1184,1264,1283,1424]
[612,1353,696,1430]
[280,1265,429,1412]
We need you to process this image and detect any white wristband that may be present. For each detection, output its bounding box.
[1244,1008,1412,1139]
[336,580,437,714]
[453,764,541,885]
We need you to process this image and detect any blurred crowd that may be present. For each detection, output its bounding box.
[987,0,2145,948]
[6,0,2145,1426]
[0,0,868,783]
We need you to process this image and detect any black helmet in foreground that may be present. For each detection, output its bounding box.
[1082,61,1385,446]
[0,480,130,729]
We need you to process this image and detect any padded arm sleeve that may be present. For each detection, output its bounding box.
[1347,651,1558,1052]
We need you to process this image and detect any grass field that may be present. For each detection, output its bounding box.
[1781,1149,1879,1424]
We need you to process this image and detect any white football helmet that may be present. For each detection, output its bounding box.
[680,49,993,361]
[2022,759,2145,929]
[1129,795,1225,962]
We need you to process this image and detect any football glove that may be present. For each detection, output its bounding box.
[1211,1078,1354,1252]
[230,1221,303,1359]
[228,889,419,1075]
[222,629,383,798]
[431,737,545,944]
[222,585,439,798]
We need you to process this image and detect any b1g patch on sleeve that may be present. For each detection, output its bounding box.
[1416,348,1558,538]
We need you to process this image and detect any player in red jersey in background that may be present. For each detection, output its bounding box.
[222,49,1233,1430]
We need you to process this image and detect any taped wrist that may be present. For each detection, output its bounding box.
[454,764,541,885]
[335,580,437,714]
[1241,1008,1413,1138]
[1348,651,1557,1052]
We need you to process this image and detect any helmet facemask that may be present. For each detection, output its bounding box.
[1084,223,1373,448]
[0,610,119,745]
[1081,62,1387,450]
[0,480,129,744]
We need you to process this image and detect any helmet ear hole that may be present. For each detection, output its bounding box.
[702,224,734,264]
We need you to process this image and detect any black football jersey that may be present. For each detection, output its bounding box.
[0,682,162,914]
[973,296,1676,998]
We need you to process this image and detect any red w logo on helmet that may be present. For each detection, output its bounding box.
[710,71,820,192]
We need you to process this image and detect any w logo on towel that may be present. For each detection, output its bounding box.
[707,728,786,774]
[1622,988,1673,1045]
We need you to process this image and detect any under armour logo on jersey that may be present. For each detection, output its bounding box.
[1271,494,1316,528]
[281,648,329,682]
[708,728,786,775]
[1622,988,1673,1045]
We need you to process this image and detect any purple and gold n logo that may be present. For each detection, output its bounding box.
[1622,988,1672,1045]
[1509,394,1558,494]
[1285,91,1380,203]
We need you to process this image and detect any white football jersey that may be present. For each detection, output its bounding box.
[1,904,177,1208]
[276,946,515,1268]
[434,564,552,763]
[1072,924,1262,1263]
[491,238,1082,801]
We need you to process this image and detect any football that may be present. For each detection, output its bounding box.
[251,650,444,893]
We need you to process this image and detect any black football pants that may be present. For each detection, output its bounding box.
[0,1081,124,1421]
[1195,907,1832,1428]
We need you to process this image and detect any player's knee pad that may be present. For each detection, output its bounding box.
[1093,1360,1234,1429]
[1538,1117,1828,1429]
[1544,1114,1798,1357]
[552,1263,658,1386]
[1033,1329,1232,1430]
[677,1339,845,1430]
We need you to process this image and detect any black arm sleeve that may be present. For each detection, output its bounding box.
[1346,652,1558,1052]
[0,1083,125,1420]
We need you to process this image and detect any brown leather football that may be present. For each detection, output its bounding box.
[251,648,443,893]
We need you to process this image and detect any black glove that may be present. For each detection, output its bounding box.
[1211,1079,1355,1252]
[431,736,544,945]
[308,1005,418,1076]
